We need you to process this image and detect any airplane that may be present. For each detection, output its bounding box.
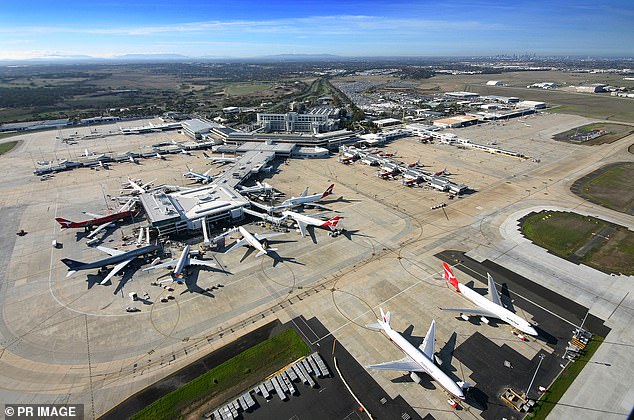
[377,167,400,179]
[202,152,238,165]
[366,308,465,401]
[55,200,136,236]
[155,152,166,160]
[183,167,213,184]
[61,243,161,285]
[125,177,156,195]
[282,210,343,242]
[407,159,421,168]
[338,153,358,164]
[224,226,283,259]
[128,156,138,164]
[280,184,334,208]
[142,244,216,279]
[378,151,397,158]
[433,168,449,176]
[440,262,538,337]
[237,181,276,195]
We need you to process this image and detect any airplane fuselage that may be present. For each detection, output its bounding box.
[173,245,190,276]
[381,322,465,400]
[56,210,132,229]
[67,245,160,271]
[457,283,537,336]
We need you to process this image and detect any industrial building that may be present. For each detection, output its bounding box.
[433,115,479,128]
[181,118,222,139]
[373,118,401,128]
[444,91,480,99]
[516,101,546,110]
[256,112,338,133]
[576,84,607,93]
[486,80,504,86]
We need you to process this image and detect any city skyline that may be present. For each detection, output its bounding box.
[1,0,633,60]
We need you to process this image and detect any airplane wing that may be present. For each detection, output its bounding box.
[487,273,503,306]
[141,259,176,272]
[83,212,104,218]
[87,222,114,238]
[188,258,216,268]
[97,245,126,257]
[299,187,309,197]
[440,307,497,318]
[254,233,284,241]
[100,258,134,285]
[367,356,424,372]
[420,320,436,359]
[225,238,248,253]
[296,220,308,237]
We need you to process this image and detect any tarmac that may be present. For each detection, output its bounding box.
[0,112,632,419]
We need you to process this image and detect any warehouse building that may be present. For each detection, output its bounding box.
[576,84,607,93]
[433,115,479,128]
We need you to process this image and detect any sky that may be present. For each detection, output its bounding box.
[0,0,633,60]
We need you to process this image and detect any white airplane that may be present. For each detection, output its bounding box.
[202,152,239,165]
[126,177,156,195]
[280,184,334,208]
[366,308,465,401]
[155,152,166,160]
[183,167,213,183]
[282,210,343,242]
[440,262,538,336]
[237,181,275,195]
[142,244,216,279]
[225,226,282,258]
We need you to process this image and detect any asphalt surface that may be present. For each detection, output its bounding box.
[249,315,426,420]
[436,250,611,419]
[99,320,282,420]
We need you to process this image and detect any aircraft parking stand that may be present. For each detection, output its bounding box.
[0,114,633,419]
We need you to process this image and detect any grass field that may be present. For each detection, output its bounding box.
[572,162,634,214]
[225,82,273,96]
[527,336,604,419]
[521,212,606,258]
[521,211,634,275]
[131,328,310,420]
[0,140,18,155]
[465,84,634,123]
[553,123,634,145]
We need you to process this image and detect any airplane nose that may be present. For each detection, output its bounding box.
[527,325,538,336]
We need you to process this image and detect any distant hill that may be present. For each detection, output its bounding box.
[114,53,192,60]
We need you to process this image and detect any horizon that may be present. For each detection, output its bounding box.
[1,0,633,60]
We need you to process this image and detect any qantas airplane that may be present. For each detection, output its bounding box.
[367,308,465,401]
[282,210,343,242]
[280,184,334,208]
[142,244,216,279]
[62,244,161,285]
[55,199,136,238]
[225,226,283,258]
[440,262,538,336]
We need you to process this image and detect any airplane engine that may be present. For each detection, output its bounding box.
[409,372,422,384]
[460,313,470,321]
[480,316,490,324]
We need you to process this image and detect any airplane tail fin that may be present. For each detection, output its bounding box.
[323,216,343,230]
[380,307,391,326]
[300,187,309,197]
[442,262,460,292]
[61,258,85,271]
[321,184,335,198]
[55,218,74,228]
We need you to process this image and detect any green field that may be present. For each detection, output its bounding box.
[132,328,310,420]
[0,140,18,155]
[521,212,606,258]
[528,336,604,419]
[225,82,273,95]
[572,162,634,215]
[521,211,634,275]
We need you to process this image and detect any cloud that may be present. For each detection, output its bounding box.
[0,14,508,37]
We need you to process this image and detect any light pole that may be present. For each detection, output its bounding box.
[526,354,545,398]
